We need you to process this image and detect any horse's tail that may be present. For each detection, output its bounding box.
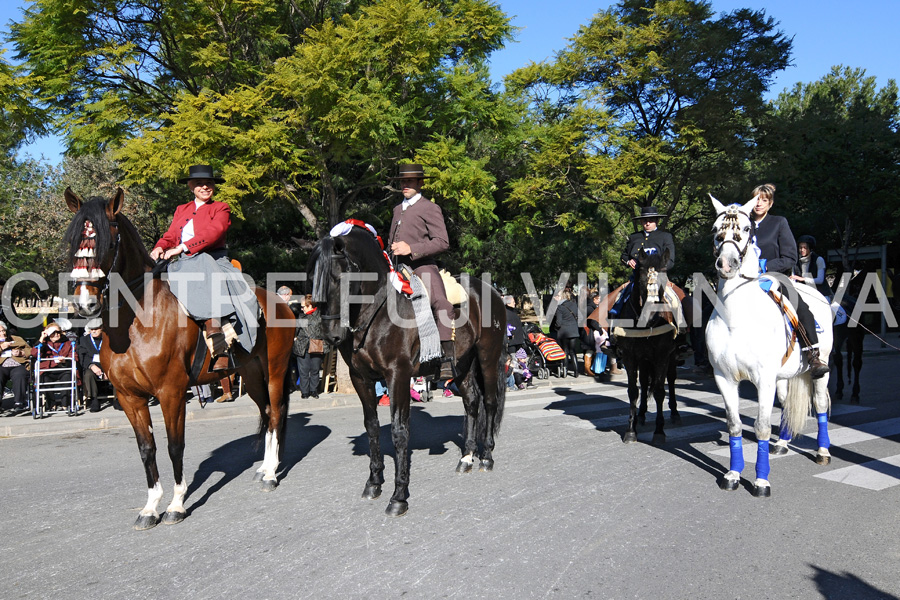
[782,371,813,439]
[472,349,507,441]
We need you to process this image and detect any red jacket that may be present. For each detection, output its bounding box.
[153,199,231,255]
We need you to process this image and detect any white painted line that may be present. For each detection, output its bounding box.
[815,454,900,491]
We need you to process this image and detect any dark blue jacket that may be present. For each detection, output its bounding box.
[754,215,797,276]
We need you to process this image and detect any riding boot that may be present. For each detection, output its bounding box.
[806,348,830,379]
[204,318,228,356]
[439,340,456,380]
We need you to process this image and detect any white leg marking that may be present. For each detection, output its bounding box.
[165,479,187,515]
[141,482,164,518]
[260,431,280,481]
[724,470,741,482]
[460,453,475,465]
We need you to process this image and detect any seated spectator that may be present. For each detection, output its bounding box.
[31,322,75,410]
[512,348,535,390]
[0,320,31,415]
[76,318,112,412]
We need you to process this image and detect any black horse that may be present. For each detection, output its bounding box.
[309,222,507,516]
[613,250,679,444]
[832,270,870,403]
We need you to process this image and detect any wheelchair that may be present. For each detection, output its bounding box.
[30,354,80,419]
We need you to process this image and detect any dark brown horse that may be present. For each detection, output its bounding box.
[309,222,506,516]
[63,188,295,530]
[613,250,679,444]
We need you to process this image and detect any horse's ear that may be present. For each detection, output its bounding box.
[106,188,125,219]
[64,187,83,213]
[741,195,758,216]
[709,193,726,215]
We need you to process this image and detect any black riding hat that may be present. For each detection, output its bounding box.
[178,164,225,184]
[632,206,667,220]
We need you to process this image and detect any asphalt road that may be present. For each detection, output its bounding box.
[2,352,900,600]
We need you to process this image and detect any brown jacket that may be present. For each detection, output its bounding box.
[1,334,32,366]
[388,197,450,269]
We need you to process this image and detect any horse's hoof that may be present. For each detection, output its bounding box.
[162,510,186,525]
[456,460,474,473]
[260,478,278,492]
[479,458,494,472]
[133,513,160,531]
[851,395,860,405]
[651,433,666,445]
[816,454,832,466]
[385,500,408,517]
[251,471,265,482]
[670,413,682,425]
[362,483,382,500]
[753,485,771,498]
[622,431,637,444]
[770,444,789,456]
[718,477,739,491]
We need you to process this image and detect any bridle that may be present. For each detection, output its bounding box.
[713,208,754,262]
[318,245,389,353]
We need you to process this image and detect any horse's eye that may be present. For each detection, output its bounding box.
[715,232,724,242]
[743,226,750,233]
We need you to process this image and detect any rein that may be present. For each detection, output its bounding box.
[319,249,390,353]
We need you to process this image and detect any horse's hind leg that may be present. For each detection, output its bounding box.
[456,369,479,473]
[242,361,282,490]
[667,356,680,424]
[120,396,164,530]
[850,333,863,404]
[813,377,832,465]
[623,364,640,443]
[638,368,649,426]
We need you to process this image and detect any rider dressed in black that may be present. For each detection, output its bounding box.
[751,183,829,379]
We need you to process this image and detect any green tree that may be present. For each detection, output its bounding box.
[113,0,515,262]
[504,0,791,280]
[10,0,364,155]
[756,66,900,266]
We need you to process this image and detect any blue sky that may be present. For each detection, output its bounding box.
[3,0,899,163]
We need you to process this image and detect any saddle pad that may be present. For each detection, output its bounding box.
[440,269,467,306]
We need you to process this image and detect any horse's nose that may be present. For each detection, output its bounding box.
[716,256,731,274]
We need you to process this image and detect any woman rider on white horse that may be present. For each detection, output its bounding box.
[750,183,829,379]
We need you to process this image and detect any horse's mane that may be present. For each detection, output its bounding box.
[63,196,152,271]
[310,225,390,303]
[310,236,334,303]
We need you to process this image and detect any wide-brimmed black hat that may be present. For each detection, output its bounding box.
[632,206,667,220]
[390,163,431,180]
[177,164,225,184]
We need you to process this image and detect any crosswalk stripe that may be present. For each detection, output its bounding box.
[814,454,900,490]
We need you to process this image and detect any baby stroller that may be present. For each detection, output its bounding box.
[523,323,565,379]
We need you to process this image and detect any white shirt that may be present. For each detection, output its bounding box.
[401,193,422,211]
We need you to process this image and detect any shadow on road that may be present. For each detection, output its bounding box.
[184,412,330,513]
[348,404,464,459]
[812,564,899,600]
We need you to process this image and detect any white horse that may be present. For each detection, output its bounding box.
[706,195,833,497]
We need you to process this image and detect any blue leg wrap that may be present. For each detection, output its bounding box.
[817,412,830,449]
[729,436,744,473]
[778,411,792,442]
[756,439,770,481]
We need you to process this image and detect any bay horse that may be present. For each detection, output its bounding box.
[309,221,506,517]
[612,250,680,444]
[63,188,295,530]
[707,195,833,497]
